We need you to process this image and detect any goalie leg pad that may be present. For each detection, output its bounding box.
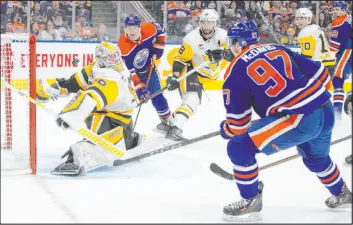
[85,114,141,150]
[59,90,97,129]
[70,140,116,174]
[173,92,200,129]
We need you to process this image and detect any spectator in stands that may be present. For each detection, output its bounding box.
[91,24,112,42]
[268,1,283,18]
[189,0,204,11]
[319,12,330,28]
[76,1,91,25]
[76,14,87,28]
[324,23,332,40]
[30,21,50,40]
[289,1,298,14]
[5,11,26,33]
[46,19,63,40]
[40,1,51,15]
[245,1,263,24]
[167,1,190,35]
[207,1,216,10]
[64,21,84,40]
[286,27,298,45]
[53,12,64,28]
[31,2,45,23]
[76,0,91,9]
[0,0,8,14]
[80,21,94,40]
[272,17,282,35]
[168,1,190,20]
[228,1,245,19]
[61,1,73,17]
[47,1,66,22]
[184,9,201,34]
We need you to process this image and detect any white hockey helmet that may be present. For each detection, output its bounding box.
[199,9,219,38]
[295,8,312,29]
[95,42,123,69]
[199,9,219,22]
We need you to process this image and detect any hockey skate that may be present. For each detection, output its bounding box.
[222,181,264,222]
[153,119,172,135]
[166,125,187,141]
[345,155,352,164]
[51,149,82,176]
[325,182,352,209]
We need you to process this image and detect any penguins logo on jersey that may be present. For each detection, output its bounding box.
[133,48,149,69]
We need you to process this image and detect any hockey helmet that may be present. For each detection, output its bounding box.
[227,20,259,48]
[95,42,123,68]
[295,8,313,29]
[124,14,141,27]
[199,9,219,37]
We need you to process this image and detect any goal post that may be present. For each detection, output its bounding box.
[1,33,37,175]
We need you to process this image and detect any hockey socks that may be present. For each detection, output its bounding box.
[303,156,343,196]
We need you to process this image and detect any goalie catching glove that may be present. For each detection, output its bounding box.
[36,78,69,102]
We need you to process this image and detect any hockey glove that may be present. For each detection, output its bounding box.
[56,117,70,129]
[344,91,352,118]
[36,78,69,103]
[135,83,150,102]
[220,120,235,140]
[206,49,224,64]
[223,49,234,62]
[166,74,179,91]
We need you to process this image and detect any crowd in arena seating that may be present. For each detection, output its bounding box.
[0,1,113,41]
[1,0,351,45]
[154,0,351,46]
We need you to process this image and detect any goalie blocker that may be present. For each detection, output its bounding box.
[37,42,144,176]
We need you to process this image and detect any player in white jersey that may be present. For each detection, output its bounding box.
[295,8,336,70]
[165,9,229,141]
[36,42,143,175]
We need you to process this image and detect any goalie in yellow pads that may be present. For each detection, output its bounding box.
[36,42,144,175]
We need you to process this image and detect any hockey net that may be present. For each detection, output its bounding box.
[1,34,37,175]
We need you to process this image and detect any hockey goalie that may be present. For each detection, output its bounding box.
[36,42,144,176]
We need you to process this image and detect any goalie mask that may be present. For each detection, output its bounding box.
[199,9,219,39]
[95,42,124,69]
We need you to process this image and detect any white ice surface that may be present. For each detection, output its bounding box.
[1,90,352,223]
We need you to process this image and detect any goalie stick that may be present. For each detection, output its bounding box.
[1,78,126,159]
[113,131,220,166]
[209,134,352,181]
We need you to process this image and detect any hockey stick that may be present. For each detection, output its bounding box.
[113,130,220,166]
[209,134,352,181]
[113,118,261,166]
[132,60,155,133]
[255,4,282,45]
[136,61,209,107]
[1,78,126,159]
